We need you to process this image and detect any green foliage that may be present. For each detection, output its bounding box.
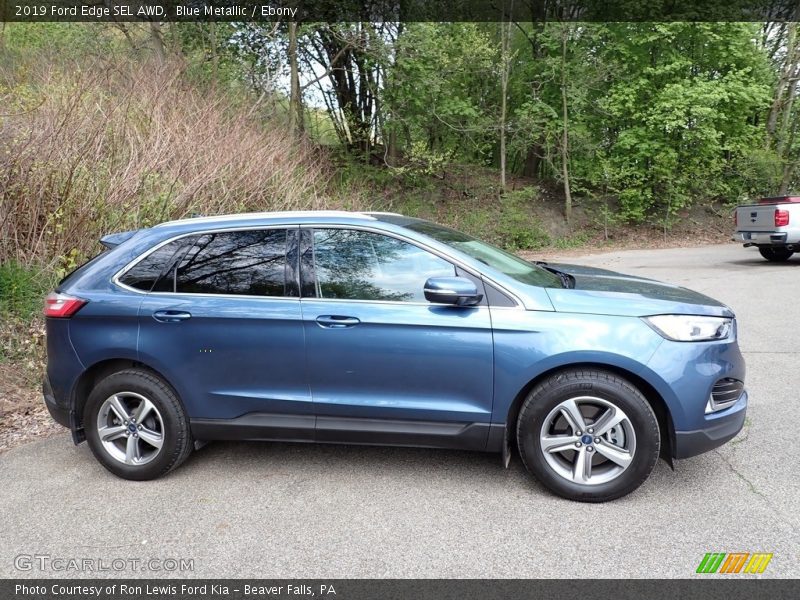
[0,262,54,320]
[496,191,551,250]
[383,23,498,164]
[585,23,772,222]
[0,260,51,373]
[2,20,796,257]
[553,232,592,249]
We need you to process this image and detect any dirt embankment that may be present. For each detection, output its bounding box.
[0,362,63,452]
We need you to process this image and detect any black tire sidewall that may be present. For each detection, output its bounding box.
[84,370,190,481]
[759,247,793,261]
[517,371,660,502]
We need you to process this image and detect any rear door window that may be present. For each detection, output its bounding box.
[119,229,292,296]
[172,230,289,296]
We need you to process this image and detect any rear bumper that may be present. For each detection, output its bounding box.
[673,390,747,459]
[733,231,798,246]
[42,376,70,429]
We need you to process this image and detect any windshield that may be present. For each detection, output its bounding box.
[401,221,562,288]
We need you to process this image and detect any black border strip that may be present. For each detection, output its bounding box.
[2,0,799,23]
[5,579,800,600]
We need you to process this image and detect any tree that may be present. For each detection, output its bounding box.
[559,23,573,223]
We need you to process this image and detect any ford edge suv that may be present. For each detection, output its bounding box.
[42,211,747,502]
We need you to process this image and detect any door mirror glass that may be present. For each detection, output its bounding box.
[424,277,483,306]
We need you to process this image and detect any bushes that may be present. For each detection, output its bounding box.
[496,190,551,250]
[0,55,338,268]
[0,261,54,321]
[0,261,52,374]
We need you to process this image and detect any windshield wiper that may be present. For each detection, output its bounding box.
[532,261,575,289]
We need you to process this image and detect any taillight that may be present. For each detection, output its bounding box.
[44,292,87,318]
[734,211,737,227]
[775,209,790,227]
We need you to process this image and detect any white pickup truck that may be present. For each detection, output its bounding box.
[733,196,800,261]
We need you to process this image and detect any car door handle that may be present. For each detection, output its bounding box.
[153,310,192,323]
[315,315,360,328]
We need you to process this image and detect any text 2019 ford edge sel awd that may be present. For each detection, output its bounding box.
[42,211,747,501]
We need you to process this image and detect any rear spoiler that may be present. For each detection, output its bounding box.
[99,229,139,249]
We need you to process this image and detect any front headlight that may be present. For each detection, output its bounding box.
[642,315,733,342]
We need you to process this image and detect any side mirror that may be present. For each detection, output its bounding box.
[424,277,483,307]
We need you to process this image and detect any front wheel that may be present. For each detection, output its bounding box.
[85,369,193,480]
[516,369,660,502]
[758,246,794,262]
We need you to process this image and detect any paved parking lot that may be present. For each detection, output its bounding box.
[1,243,798,578]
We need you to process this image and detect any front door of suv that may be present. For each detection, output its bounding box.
[299,227,494,449]
[134,227,313,439]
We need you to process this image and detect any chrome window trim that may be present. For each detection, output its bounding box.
[298,297,491,309]
[112,221,524,308]
[153,210,376,228]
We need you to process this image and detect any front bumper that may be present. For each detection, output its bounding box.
[42,376,70,429]
[673,390,747,459]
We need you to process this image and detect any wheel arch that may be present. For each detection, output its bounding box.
[70,358,183,440]
[504,362,675,464]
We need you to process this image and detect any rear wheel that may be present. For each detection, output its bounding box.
[85,369,193,480]
[758,246,794,262]
[516,369,660,502]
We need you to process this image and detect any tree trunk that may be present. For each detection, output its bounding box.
[149,22,166,65]
[288,22,303,135]
[560,25,572,224]
[499,14,512,191]
[210,22,219,87]
[766,23,798,147]
[779,114,800,194]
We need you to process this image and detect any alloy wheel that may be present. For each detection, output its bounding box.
[96,392,164,466]
[539,396,636,486]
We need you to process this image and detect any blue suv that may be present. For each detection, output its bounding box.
[43,211,747,501]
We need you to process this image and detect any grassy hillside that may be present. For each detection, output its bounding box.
[0,31,732,396]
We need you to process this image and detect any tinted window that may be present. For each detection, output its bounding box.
[119,242,185,292]
[312,229,454,302]
[173,230,288,296]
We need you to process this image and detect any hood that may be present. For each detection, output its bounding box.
[543,263,733,318]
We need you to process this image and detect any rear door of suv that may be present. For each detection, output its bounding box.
[128,226,313,440]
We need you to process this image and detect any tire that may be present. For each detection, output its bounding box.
[516,369,660,502]
[758,246,794,262]
[84,369,193,480]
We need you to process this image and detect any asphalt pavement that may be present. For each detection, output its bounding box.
[1,242,798,578]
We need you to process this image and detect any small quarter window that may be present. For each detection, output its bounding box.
[119,242,185,292]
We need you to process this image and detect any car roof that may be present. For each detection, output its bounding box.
[154,210,381,229]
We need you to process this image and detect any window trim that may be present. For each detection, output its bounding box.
[112,225,300,299]
[300,224,522,308]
